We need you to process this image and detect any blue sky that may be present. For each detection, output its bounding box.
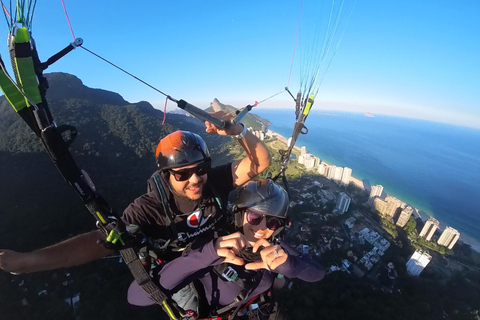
[3,0,479,128]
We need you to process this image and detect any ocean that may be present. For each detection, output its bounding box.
[254,109,480,250]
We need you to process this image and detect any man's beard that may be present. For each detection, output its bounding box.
[172,183,204,204]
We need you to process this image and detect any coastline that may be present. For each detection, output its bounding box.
[267,130,302,154]
[267,129,480,253]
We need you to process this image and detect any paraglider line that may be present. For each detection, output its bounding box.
[80,46,170,98]
[256,89,286,105]
[61,0,76,41]
[1,1,14,28]
[287,0,303,88]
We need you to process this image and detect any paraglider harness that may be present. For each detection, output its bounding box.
[210,251,279,320]
[199,204,288,320]
[145,171,227,258]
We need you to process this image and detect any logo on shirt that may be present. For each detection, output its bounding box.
[177,214,223,242]
[186,208,211,228]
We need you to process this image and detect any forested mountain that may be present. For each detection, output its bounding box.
[0,72,233,250]
[0,72,239,319]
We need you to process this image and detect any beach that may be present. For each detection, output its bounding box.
[267,130,302,154]
[267,128,480,253]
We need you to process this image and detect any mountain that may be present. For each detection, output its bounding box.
[0,72,233,248]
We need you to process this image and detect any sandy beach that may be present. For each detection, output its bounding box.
[267,129,480,253]
[267,130,302,154]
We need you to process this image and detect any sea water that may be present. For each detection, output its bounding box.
[254,109,480,250]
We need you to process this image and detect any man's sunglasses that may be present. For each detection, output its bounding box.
[246,210,284,231]
[169,161,211,182]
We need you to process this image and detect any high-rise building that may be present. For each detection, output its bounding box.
[396,206,413,227]
[299,153,318,169]
[372,197,388,215]
[318,162,328,176]
[419,217,439,241]
[341,167,352,185]
[303,155,318,169]
[335,192,351,214]
[406,250,432,276]
[327,165,337,180]
[332,166,343,183]
[384,195,405,218]
[301,146,307,156]
[437,227,460,249]
[368,185,383,206]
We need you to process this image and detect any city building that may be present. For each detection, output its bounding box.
[252,130,265,140]
[298,153,318,169]
[328,166,343,183]
[317,162,329,176]
[341,167,352,185]
[396,206,413,227]
[335,192,351,214]
[327,165,337,180]
[437,226,460,249]
[371,195,405,219]
[384,195,405,218]
[368,185,383,206]
[419,217,439,241]
[372,197,388,215]
[406,250,432,276]
[300,146,307,156]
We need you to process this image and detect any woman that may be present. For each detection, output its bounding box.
[128,179,325,319]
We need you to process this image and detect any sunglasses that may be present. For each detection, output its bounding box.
[169,161,211,181]
[246,210,284,231]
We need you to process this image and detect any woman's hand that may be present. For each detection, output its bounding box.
[244,239,288,271]
[214,232,249,266]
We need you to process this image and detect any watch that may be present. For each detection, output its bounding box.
[233,123,247,140]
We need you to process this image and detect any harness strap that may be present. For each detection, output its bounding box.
[121,247,182,320]
[212,265,265,318]
[151,173,179,241]
[149,171,226,245]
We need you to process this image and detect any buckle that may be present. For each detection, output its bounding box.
[221,266,239,282]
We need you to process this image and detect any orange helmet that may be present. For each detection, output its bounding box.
[155,131,210,170]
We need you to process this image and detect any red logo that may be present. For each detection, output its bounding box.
[187,209,210,228]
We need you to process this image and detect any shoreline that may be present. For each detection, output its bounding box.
[266,129,480,253]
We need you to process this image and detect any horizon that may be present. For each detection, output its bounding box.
[0,1,479,129]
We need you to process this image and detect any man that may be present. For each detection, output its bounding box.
[0,115,270,274]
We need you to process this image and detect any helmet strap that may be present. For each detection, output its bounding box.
[270,226,285,244]
[233,207,243,228]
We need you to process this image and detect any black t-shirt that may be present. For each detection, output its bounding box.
[121,163,235,250]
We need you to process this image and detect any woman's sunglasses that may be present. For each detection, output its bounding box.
[169,161,211,181]
[246,210,284,231]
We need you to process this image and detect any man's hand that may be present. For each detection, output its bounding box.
[244,239,288,271]
[204,111,243,137]
[214,232,249,266]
